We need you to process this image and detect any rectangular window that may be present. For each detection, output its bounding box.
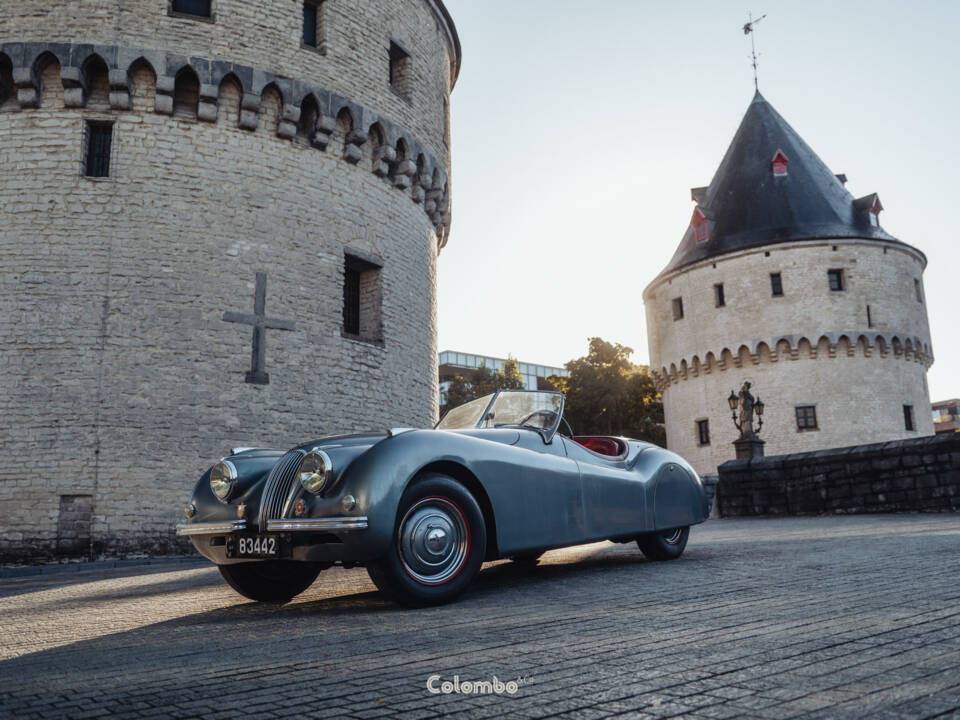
[389,40,412,98]
[867,304,873,328]
[343,264,360,335]
[714,283,725,308]
[84,121,113,178]
[343,251,384,343]
[672,297,684,321]
[903,404,915,431]
[171,0,211,18]
[828,269,845,292]
[697,419,710,446]
[795,405,818,431]
[770,272,783,297]
[914,278,923,304]
[303,1,324,49]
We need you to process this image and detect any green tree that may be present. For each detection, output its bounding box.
[499,356,525,390]
[549,338,665,446]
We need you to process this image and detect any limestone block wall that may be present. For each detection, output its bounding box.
[0,0,459,562]
[643,240,935,476]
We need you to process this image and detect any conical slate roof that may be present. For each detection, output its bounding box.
[661,91,900,275]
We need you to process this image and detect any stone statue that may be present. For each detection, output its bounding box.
[738,381,755,436]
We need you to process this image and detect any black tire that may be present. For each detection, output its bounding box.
[636,526,690,561]
[366,474,487,607]
[510,551,543,567]
[218,560,321,602]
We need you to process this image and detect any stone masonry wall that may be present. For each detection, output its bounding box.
[643,240,934,477]
[0,0,458,562]
[717,433,960,516]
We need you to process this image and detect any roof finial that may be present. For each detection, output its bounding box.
[743,12,767,91]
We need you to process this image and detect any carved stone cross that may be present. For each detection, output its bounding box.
[222,272,296,385]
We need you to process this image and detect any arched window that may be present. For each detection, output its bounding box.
[217,74,242,127]
[258,84,282,135]
[173,66,200,119]
[0,52,15,108]
[128,58,157,112]
[297,95,319,143]
[82,55,110,109]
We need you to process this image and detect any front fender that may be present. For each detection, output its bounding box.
[187,452,283,524]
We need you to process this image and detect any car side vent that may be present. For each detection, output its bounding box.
[257,449,306,530]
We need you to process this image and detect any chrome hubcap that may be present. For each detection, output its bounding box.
[398,498,468,585]
[662,528,684,545]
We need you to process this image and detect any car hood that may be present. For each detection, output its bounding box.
[293,431,390,453]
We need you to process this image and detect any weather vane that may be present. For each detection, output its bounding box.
[743,12,767,91]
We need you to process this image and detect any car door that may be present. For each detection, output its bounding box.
[561,438,647,539]
[480,429,585,554]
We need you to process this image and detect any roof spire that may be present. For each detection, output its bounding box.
[743,12,767,91]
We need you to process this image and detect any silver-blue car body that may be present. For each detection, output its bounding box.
[176,390,709,605]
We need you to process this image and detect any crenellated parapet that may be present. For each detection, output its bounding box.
[0,41,452,244]
[653,331,934,391]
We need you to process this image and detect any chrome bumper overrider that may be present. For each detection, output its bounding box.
[176,520,248,536]
[266,517,369,532]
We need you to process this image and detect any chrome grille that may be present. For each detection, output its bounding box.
[257,449,305,530]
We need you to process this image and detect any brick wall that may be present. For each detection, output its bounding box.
[717,434,960,516]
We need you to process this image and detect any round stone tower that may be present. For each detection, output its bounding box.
[644,92,934,477]
[0,0,459,560]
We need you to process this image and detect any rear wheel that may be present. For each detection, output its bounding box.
[636,526,689,561]
[367,474,486,607]
[219,561,321,602]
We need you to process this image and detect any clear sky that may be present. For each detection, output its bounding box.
[437,0,960,402]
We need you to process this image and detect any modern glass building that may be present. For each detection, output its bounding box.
[438,350,569,404]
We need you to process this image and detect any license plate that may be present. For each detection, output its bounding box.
[227,534,283,559]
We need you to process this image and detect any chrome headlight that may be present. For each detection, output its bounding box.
[298,450,332,494]
[209,460,238,502]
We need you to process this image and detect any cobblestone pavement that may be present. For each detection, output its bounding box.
[1,515,959,719]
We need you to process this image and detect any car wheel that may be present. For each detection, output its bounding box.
[636,526,690,561]
[366,474,487,607]
[218,560,321,602]
[510,551,543,567]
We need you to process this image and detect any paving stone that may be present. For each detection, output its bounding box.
[1,515,960,718]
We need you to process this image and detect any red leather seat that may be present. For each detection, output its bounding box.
[573,436,626,457]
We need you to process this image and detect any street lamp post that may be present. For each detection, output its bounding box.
[729,381,766,459]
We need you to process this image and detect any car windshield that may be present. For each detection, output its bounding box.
[436,390,564,434]
[485,391,564,432]
[436,394,494,430]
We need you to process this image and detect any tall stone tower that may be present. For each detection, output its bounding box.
[644,92,934,477]
[0,0,460,560]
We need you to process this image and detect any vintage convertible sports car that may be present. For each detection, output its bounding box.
[176,390,709,606]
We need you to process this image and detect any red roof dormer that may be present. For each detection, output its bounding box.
[691,206,709,243]
[772,149,788,176]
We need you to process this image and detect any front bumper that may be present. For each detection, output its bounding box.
[176,520,248,536]
[175,517,368,536]
[176,516,374,565]
[266,517,368,531]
